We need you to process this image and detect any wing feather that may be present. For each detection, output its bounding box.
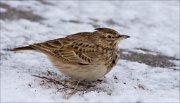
[31,39,97,65]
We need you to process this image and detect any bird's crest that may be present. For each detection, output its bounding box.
[95,28,118,34]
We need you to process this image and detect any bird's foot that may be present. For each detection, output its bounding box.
[63,80,81,99]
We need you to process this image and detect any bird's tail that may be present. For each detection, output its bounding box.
[9,46,34,51]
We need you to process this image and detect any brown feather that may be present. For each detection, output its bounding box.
[10,46,34,51]
[9,28,129,81]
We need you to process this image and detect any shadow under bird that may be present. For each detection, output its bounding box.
[10,28,130,81]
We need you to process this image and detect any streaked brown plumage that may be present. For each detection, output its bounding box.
[11,28,130,81]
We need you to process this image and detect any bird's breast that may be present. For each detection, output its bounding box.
[104,49,120,74]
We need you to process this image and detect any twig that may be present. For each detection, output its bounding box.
[32,75,69,88]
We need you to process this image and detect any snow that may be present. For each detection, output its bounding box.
[0,0,179,102]
[0,8,7,13]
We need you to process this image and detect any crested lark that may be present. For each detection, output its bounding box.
[11,28,130,81]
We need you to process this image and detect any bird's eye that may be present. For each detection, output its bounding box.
[107,35,112,38]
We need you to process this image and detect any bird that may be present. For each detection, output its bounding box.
[10,28,130,81]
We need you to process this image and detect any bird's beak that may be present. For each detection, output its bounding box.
[118,35,130,39]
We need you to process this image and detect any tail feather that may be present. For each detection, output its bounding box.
[10,46,34,51]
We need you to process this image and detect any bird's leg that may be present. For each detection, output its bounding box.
[64,80,81,99]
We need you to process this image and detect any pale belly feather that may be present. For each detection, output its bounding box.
[48,56,107,81]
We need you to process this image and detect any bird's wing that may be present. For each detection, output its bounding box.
[31,38,98,65]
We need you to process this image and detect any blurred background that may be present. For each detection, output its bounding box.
[0,1,179,57]
[1,0,179,68]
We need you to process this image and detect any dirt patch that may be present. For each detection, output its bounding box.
[60,18,129,28]
[0,3,44,22]
[121,48,179,69]
[61,19,101,28]
[38,0,54,5]
[31,70,112,99]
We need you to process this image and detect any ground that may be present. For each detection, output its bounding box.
[0,0,179,102]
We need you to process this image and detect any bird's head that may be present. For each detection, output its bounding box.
[93,28,130,48]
